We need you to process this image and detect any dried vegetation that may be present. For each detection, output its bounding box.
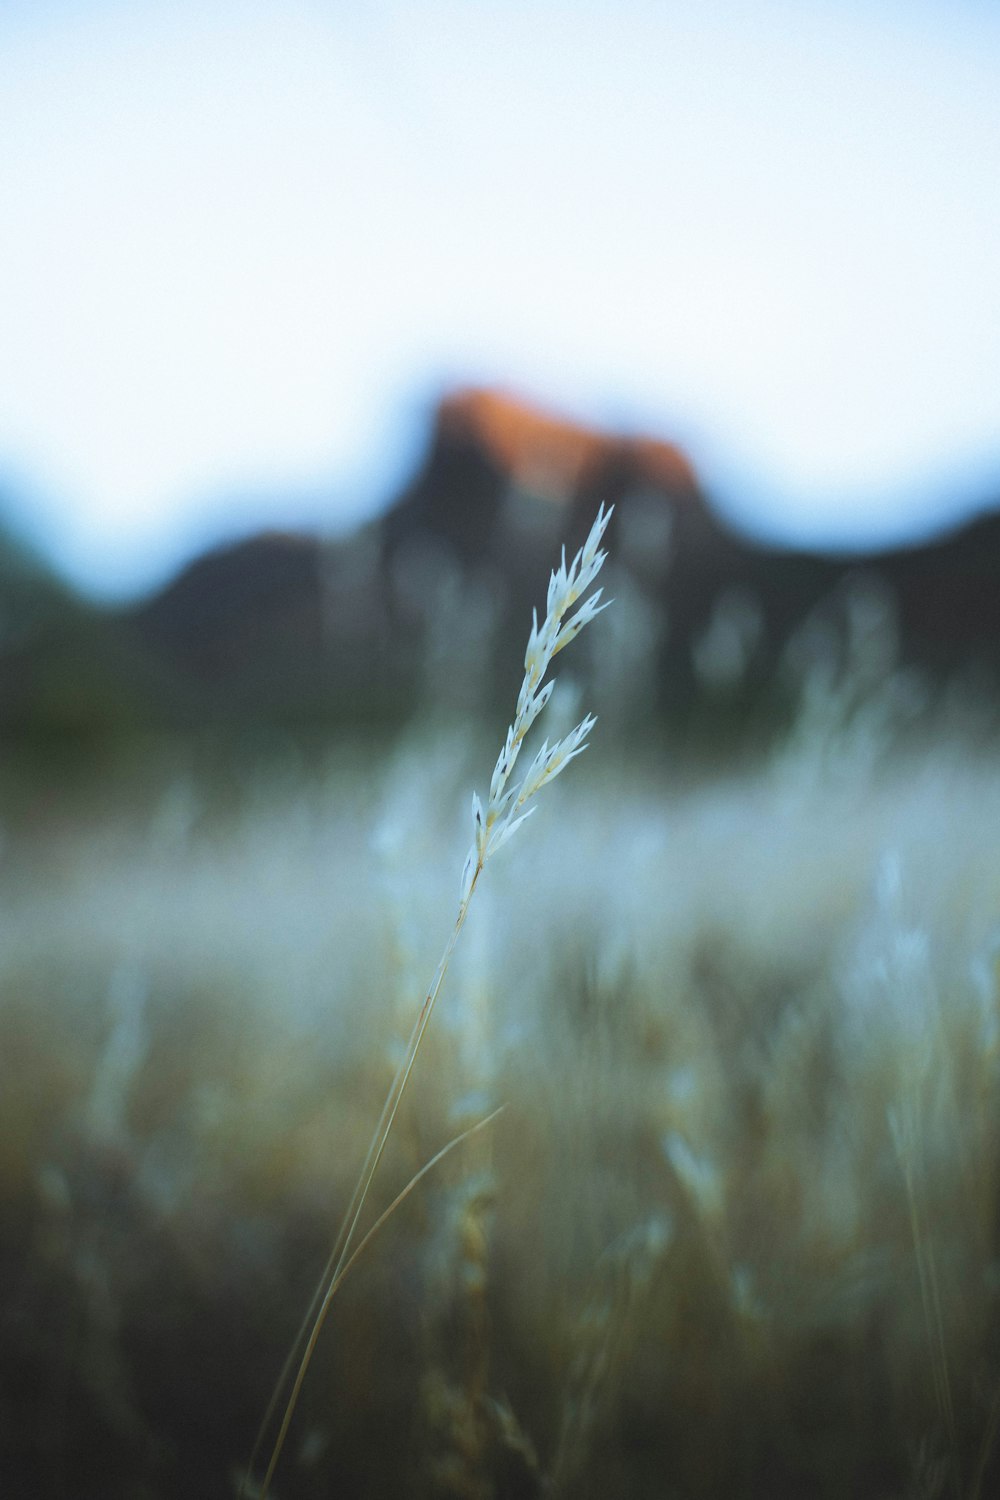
[3,514,1000,1499]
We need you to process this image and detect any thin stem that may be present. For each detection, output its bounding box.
[254,1105,503,1500]
[249,865,483,1498]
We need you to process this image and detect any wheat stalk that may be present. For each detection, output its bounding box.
[245,502,613,1498]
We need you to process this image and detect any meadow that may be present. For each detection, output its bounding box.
[3,547,1000,1498]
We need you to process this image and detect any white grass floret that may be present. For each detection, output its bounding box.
[461,502,613,903]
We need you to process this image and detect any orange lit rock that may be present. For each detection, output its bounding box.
[437,387,698,502]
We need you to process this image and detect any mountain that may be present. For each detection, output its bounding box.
[5,387,1000,741]
[123,387,714,727]
[383,386,698,571]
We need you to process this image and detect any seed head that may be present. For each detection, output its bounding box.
[459,503,613,902]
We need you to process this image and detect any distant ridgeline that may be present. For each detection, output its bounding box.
[3,387,1000,744]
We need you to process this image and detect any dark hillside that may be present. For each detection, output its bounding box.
[5,390,1000,741]
[122,389,1000,740]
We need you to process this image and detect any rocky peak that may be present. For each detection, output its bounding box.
[435,386,697,503]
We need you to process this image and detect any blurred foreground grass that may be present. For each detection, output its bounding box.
[3,709,1000,1498]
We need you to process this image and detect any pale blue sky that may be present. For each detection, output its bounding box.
[1,0,999,597]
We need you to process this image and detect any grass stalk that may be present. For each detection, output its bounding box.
[244,504,614,1497]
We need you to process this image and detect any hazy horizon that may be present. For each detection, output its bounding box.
[5,377,1000,608]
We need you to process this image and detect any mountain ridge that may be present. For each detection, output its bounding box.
[3,387,1000,738]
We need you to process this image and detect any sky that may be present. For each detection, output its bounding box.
[1,0,999,599]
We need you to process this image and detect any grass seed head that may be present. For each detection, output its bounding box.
[461,504,613,901]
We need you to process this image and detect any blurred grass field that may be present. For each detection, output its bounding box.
[4,672,1000,1498]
